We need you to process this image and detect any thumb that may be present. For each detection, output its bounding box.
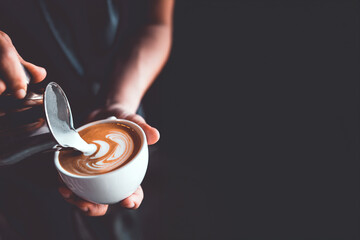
[141,123,160,145]
[126,114,160,145]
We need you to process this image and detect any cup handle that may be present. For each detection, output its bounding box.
[0,133,57,167]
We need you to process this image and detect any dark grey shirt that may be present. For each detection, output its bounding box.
[0,0,147,123]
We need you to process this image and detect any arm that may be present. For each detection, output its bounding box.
[66,0,175,216]
[105,0,174,113]
[88,0,174,146]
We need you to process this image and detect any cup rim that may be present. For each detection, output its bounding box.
[54,118,147,179]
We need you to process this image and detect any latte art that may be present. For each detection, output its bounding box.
[59,122,141,176]
[80,131,135,173]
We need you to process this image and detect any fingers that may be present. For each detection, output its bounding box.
[139,123,160,145]
[59,185,144,215]
[0,39,27,98]
[22,61,47,83]
[120,186,144,209]
[0,31,46,98]
[143,124,160,145]
[0,79,6,95]
[126,114,160,145]
[87,105,160,145]
[58,186,109,217]
[0,31,27,98]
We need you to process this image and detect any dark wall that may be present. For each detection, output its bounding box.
[143,0,359,239]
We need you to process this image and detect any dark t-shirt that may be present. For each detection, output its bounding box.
[0,0,148,124]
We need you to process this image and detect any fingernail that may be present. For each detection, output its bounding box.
[128,202,135,208]
[14,89,26,99]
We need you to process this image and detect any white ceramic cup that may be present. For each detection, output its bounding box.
[54,118,148,204]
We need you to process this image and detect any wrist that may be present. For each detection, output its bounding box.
[104,101,139,115]
[105,88,143,114]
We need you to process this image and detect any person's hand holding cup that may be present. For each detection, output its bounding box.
[58,105,160,216]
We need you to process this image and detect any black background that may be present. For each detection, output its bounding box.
[142,1,359,239]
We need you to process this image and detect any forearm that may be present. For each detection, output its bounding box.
[106,24,172,113]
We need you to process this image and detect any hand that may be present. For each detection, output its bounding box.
[86,103,160,145]
[0,31,46,98]
[58,185,144,217]
[58,103,160,216]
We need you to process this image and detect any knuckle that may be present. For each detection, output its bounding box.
[0,49,16,65]
[0,31,8,38]
[3,49,16,60]
[0,31,11,43]
[12,82,26,90]
[8,76,26,89]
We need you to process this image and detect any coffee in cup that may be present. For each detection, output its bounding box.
[54,118,148,204]
[59,122,141,176]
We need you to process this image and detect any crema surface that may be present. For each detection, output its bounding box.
[59,122,141,176]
